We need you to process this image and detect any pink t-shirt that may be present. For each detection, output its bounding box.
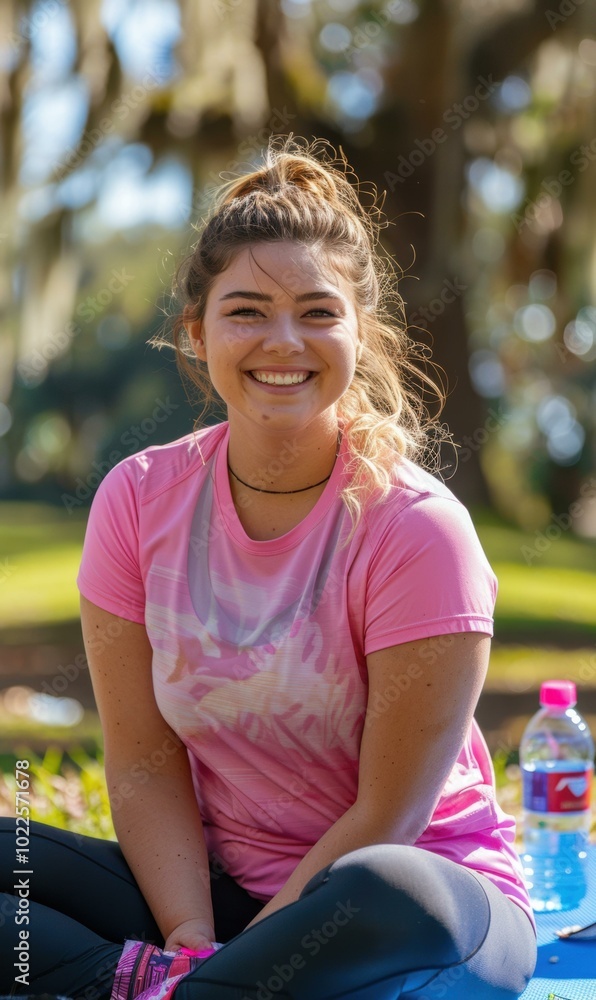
[77,421,535,931]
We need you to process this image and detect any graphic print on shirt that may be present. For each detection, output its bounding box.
[146,459,366,775]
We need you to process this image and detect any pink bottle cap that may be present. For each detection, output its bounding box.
[539,680,577,708]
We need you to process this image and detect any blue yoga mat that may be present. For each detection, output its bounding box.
[519,845,596,1000]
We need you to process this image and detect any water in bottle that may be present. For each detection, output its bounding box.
[520,679,594,912]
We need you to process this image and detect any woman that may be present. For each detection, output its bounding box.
[0,136,537,999]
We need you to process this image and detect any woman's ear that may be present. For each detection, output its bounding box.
[184,308,207,362]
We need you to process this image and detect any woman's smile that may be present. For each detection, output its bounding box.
[244,367,317,390]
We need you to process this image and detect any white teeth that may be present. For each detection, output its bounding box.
[251,371,311,385]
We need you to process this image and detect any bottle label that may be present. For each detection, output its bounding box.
[523,766,593,813]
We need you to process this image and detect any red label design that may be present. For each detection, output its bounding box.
[523,766,593,813]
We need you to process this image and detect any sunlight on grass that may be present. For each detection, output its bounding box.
[488,645,596,690]
[474,511,596,575]
[0,746,116,840]
[0,501,86,628]
[0,543,84,628]
[493,563,596,629]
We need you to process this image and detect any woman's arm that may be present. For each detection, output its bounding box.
[80,595,215,950]
[244,631,490,928]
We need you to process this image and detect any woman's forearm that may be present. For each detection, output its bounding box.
[244,802,413,929]
[107,757,215,942]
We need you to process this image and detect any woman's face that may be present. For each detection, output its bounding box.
[186,240,360,438]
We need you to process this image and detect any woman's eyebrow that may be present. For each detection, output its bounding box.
[219,289,344,302]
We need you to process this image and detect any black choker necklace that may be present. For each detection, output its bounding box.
[228,433,341,495]
[228,468,332,494]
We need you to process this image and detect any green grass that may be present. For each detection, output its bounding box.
[472,507,596,638]
[487,645,596,690]
[0,502,86,630]
[492,564,596,638]
[473,507,596,575]
[0,710,103,753]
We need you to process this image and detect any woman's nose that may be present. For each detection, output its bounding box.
[261,316,305,353]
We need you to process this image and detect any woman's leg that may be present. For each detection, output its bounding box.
[0,892,122,997]
[173,844,537,1000]
[0,817,266,996]
[0,816,158,996]
[0,818,264,945]
[404,871,536,1000]
[0,817,162,945]
[0,822,538,999]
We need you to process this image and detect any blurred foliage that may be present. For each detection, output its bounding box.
[0,745,116,840]
[0,0,593,529]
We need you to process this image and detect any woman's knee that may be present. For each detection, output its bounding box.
[302,844,491,965]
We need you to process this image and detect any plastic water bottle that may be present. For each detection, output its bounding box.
[520,680,594,912]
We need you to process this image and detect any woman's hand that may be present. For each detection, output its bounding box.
[164,917,216,953]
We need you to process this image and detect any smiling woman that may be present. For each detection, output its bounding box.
[0,136,537,1000]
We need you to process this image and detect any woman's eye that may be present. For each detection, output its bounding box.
[226,307,335,318]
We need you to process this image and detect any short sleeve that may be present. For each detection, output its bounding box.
[76,458,146,624]
[364,495,498,656]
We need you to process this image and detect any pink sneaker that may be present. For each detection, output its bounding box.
[110,939,222,1000]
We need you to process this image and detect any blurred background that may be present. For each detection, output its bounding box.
[0,0,595,838]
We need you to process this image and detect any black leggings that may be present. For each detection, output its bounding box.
[0,819,536,1000]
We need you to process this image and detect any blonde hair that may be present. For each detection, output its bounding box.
[151,135,451,536]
